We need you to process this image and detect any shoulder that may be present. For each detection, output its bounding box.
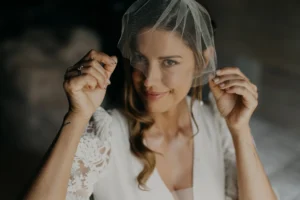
[188,94,231,140]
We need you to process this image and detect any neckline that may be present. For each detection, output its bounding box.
[152,96,198,198]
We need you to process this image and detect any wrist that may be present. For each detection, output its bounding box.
[65,110,92,121]
[229,126,255,146]
[227,124,251,137]
[63,111,91,127]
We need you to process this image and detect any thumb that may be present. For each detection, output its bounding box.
[208,75,224,100]
[104,56,118,79]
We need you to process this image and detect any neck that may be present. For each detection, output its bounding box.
[148,98,191,139]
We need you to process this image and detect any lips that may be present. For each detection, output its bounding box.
[146,91,168,95]
[145,91,169,100]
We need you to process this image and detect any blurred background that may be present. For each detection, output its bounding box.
[0,0,299,199]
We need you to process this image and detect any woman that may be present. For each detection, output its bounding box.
[25,0,278,199]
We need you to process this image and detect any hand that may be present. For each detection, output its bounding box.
[63,49,118,119]
[208,67,258,131]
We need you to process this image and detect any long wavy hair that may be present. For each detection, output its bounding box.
[120,2,216,190]
[121,40,203,190]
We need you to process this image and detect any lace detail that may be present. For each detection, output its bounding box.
[208,93,238,200]
[66,107,112,200]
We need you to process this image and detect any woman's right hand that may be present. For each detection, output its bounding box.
[63,49,118,119]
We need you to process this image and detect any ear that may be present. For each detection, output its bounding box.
[192,46,215,86]
[203,46,215,69]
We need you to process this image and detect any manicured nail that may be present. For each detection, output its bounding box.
[216,70,221,75]
[219,83,225,87]
[111,56,118,64]
[213,78,219,83]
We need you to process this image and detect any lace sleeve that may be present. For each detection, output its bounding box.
[66,107,112,200]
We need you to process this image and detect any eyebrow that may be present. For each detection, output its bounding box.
[134,51,182,59]
[158,55,182,59]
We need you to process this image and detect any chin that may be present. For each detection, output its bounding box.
[144,93,173,113]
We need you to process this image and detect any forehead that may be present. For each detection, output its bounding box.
[136,28,193,58]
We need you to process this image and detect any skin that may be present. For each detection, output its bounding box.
[132,29,277,199]
[24,29,277,199]
[132,29,196,191]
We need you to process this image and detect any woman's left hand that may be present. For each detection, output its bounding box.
[208,67,258,132]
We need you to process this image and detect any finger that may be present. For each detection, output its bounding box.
[75,49,117,77]
[216,67,249,81]
[225,86,258,109]
[102,55,118,79]
[85,50,118,78]
[208,75,225,100]
[214,73,258,94]
[212,74,243,84]
[81,66,110,89]
[64,64,108,88]
[251,83,258,92]
[218,79,258,100]
[64,69,80,80]
[84,49,115,65]
[79,59,109,80]
[64,74,98,93]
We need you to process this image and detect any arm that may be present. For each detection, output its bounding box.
[24,49,117,200]
[208,66,279,200]
[209,92,278,200]
[230,127,278,200]
[25,113,90,200]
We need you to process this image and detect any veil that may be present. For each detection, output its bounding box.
[118,0,217,86]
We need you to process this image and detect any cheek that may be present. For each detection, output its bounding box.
[165,69,193,89]
[132,70,143,81]
[132,70,144,90]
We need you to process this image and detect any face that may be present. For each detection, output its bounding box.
[131,28,196,113]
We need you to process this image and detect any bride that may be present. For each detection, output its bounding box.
[25,0,278,199]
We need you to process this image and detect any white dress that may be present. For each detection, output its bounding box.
[66,94,239,200]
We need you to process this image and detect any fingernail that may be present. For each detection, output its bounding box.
[111,56,118,64]
[107,79,111,85]
[219,83,225,87]
[216,70,221,75]
[213,78,219,83]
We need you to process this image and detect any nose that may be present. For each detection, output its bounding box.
[143,63,161,88]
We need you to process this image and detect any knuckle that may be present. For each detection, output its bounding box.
[253,85,258,91]
[86,67,93,73]
[240,79,247,85]
[91,59,98,66]
[63,81,69,90]
[88,49,97,57]
[86,74,95,81]
[234,67,240,72]
[64,79,74,92]
[82,73,89,79]
[227,66,236,70]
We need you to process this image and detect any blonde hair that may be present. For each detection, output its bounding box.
[121,59,202,190]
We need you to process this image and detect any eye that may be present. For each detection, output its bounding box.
[131,54,147,66]
[163,59,178,67]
